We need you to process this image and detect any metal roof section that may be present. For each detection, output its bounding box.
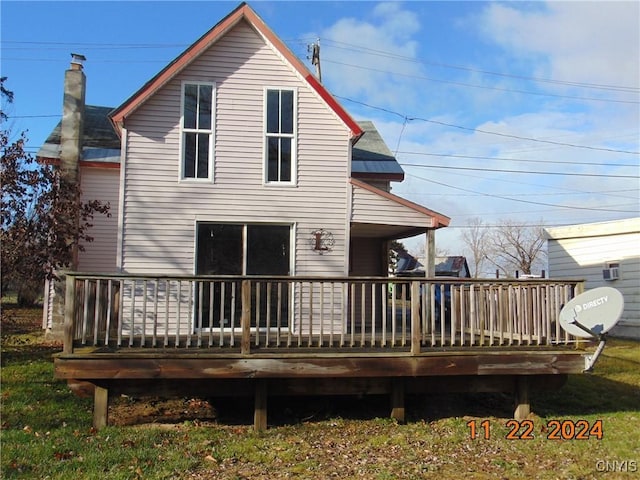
[37,105,120,162]
[352,121,404,181]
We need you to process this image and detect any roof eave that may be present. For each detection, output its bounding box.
[109,2,363,139]
[350,178,451,229]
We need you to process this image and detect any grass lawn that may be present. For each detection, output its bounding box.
[1,304,639,479]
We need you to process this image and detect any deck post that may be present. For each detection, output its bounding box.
[241,280,251,355]
[390,378,405,423]
[514,376,530,420]
[63,274,76,354]
[411,281,421,355]
[254,379,268,431]
[93,384,109,429]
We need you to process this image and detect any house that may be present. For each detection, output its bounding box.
[545,218,640,339]
[38,3,588,430]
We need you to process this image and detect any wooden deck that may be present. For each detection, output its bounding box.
[52,274,589,430]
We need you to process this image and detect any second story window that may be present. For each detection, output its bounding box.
[181,82,214,180]
[265,88,296,184]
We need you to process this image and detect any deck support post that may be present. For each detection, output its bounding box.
[63,274,76,354]
[514,376,530,420]
[254,379,268,431]
[93,384,109,430]
[390,378,405,423]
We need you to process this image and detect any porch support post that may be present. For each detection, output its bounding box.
[390,378,405,423]
[425,229,436,278]
[93,384,109,430]
[514,376,530,420]
[63,274,76,354]
[241,280,251,355]
[254,379,268,431]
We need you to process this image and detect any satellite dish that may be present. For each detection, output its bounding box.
[559,287,624,338]
[559,286,624,372]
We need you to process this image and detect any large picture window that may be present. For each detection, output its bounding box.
[195,223,292,330]
[265,88,296,184]
[181,82,214,180]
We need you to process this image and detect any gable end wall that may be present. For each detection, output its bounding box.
[120,20,351,276]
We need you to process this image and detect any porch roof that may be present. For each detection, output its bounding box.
[350,178,450,239]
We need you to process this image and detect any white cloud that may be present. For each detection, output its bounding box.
[315,2,424,108]
[314,1,639,258]
[478,2,640,91]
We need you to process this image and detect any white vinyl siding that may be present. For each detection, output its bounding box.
[78,167,120,272]
[351,182,434,228]
[546,218,640,339]
[121,19,351,278]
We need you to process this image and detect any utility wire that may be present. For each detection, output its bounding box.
[320,39,640,93]
[401,162,640,179]
[404,172,639,213]
[325,59,639,105]
[397,150,638,168]
[339,96,640,155]
[7,38,638,93]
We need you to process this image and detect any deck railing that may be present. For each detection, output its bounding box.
[61,274,584,354]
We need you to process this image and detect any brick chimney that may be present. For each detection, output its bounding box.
[45,53,87,340]
[60,53,86,183]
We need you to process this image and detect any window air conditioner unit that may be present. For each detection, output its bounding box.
[602,266,620,281]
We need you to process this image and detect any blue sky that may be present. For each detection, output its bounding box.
[2,1,639,256]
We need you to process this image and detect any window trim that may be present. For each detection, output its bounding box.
[179,81,215,182]
[263,87,297,186]
[192,221,295,333]
[194,221,294,276]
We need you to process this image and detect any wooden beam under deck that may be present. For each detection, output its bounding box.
[54,350,585,380]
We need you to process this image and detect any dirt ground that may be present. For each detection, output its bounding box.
[1,303,514,429]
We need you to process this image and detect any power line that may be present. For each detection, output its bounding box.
[404,171,639,213]
[338,96,640,155]
[321,39,640,93]
[404,189,640,199]
[397,150,638,169]
[325,59,639,105]
[401,162,639,179]
[6,114,60,119]
[401,161,639,200]
[8,38,638,94]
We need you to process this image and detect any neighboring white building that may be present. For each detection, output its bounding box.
[545,218,640,339]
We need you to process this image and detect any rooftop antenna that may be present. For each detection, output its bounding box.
[307,39,322,82]
[558,286,624,371]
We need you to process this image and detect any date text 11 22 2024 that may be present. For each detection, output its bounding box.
[467,419,604,440]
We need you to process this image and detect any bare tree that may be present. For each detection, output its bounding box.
[486,219,546,277]
[460,217,489,278]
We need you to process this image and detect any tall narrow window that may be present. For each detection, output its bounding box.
[265,88,296,184]
[181,82,214,180]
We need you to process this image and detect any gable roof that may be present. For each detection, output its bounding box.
[352,121,404,181]
[37,105,121,163]
[109,2,363,141]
